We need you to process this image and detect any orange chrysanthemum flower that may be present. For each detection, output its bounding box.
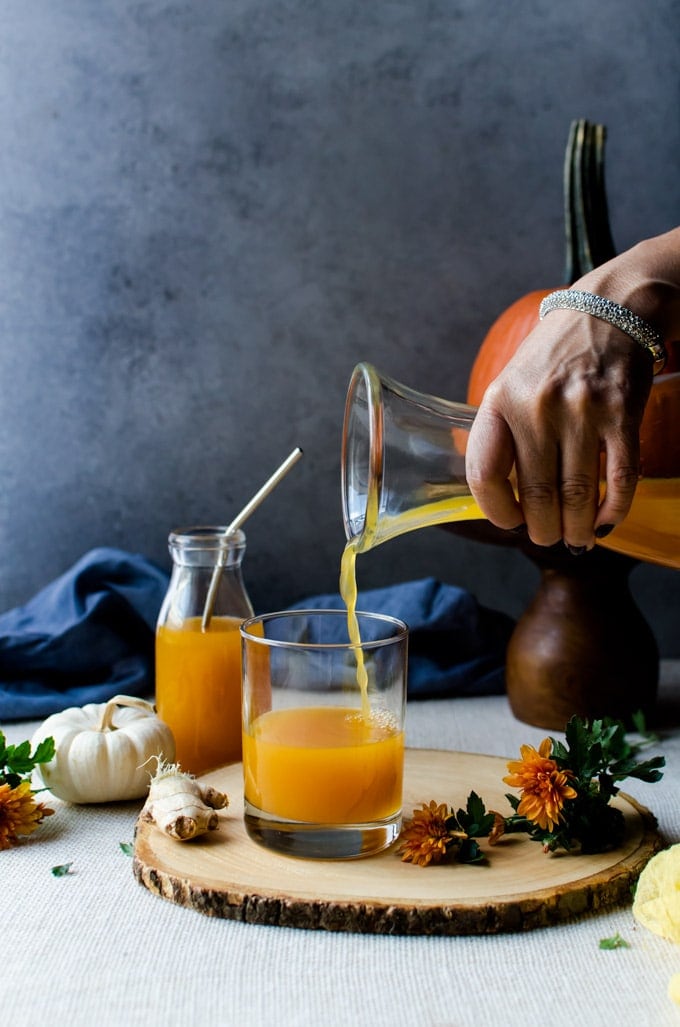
[504,739,577,832]
[398,800,465,866]
[0,780,54,850]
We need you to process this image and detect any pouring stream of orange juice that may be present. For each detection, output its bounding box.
[338,494,487,717]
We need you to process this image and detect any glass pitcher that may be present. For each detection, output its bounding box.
[341,362,680,570]
[341,362,482,553]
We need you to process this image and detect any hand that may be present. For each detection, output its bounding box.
[465,309,653,552]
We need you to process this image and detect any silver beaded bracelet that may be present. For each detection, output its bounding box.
[538,289,667,375]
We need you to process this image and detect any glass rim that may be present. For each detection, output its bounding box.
[168,525,246,548]
[240,608,409,650]
[341,361,383,550]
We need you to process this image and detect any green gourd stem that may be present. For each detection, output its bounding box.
[563,119,617,284]
[589,122,616,268]
[98,694,156,732]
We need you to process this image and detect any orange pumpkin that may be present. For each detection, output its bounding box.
[468,291,679,410]
[467,289,547,407]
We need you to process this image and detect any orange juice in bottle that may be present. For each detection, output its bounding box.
[155,527,254,774]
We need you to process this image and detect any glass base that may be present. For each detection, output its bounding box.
[244,800,402,860]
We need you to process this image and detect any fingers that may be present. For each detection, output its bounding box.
[554,421,602,552]
[465,406,526,532]
[467,385,565,547]
[466,315,652,552]
[595,432,641,533]
[559,349,648,544]
[514,443,564,548]
[469,412,604,551]
[467,383,632,552]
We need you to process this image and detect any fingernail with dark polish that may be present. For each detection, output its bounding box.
[509,523,527,535]
[595,524,614,539]
[565,543,587,556]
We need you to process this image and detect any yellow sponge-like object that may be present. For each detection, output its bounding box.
[668,973,680,1005]
[633,844,680,943]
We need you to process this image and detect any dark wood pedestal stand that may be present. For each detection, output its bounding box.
[506,543,658,730]
[445,524,659,732]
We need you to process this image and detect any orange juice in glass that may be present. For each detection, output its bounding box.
[155,527,254,775]
[241,609,408,859]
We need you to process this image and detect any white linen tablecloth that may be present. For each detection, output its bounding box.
[3,661,680,1027]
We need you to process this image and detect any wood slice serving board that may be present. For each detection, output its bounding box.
[133,748,662,935]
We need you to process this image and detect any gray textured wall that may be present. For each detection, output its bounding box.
[1,1,678,653]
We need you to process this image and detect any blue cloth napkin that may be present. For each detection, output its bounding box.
[0,548,169,721]
[0,549,512,722]
[290,577,513,699]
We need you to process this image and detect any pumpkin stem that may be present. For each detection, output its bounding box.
[98,694,157,732]
[563,119,617,284]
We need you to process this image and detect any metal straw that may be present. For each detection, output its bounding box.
[201,447,303,631]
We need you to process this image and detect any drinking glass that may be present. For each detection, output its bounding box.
[241,609,408,859]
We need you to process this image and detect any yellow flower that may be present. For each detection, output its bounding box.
[0,780,54,850]
[504,739,577,832]
[398,800,465,867]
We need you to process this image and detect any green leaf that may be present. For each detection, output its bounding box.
[457,838,485,864]
[505,792,521,812]
[550,739,570,765]
[455,791,496,838]
[599,932,630,950]
[51,863,73,877]
[631,709,647,734]
[6,739,33,774]
[564,716,591,771]
[119,841,134,857]
[612,755,665,783]
[32,736,56,766]
[466,791,486,823]
[631,710,661,745]
[1,734,56,779]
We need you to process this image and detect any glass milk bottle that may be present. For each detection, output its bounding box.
[155,526,254,775]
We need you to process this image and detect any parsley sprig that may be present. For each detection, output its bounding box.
[599,932,630,950]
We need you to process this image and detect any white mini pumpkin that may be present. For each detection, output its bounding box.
[31,694,176,803]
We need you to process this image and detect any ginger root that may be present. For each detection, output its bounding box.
[140,759,229,841]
